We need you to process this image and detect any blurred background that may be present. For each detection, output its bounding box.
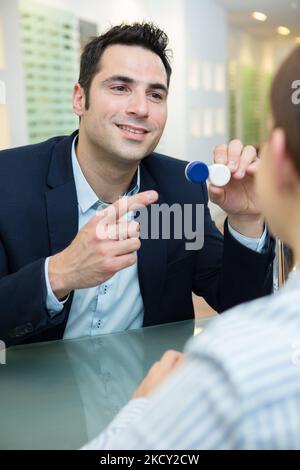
[0,0,299,314]
[1,0,300,160]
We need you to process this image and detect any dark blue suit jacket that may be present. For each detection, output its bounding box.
[0,131,274,346]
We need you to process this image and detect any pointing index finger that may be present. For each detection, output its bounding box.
[100,190,158,224]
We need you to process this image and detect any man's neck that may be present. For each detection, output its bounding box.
[76,136,139,204]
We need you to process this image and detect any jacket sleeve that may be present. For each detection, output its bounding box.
[192,183,275,312]
[0,237,67,347]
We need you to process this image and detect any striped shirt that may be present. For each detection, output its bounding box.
[82,268,300,450]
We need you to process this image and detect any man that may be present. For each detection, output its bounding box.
[82,46,300,450]
[0,23,273,346]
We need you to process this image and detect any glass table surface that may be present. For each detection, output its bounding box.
[0,317,213,450]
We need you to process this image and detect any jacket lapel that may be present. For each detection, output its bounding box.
[138,161,167,327]
[45,132,78,255]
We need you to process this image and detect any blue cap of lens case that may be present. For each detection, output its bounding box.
[185,161,231,187]
[185,161,209,184]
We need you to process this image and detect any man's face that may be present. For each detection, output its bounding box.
[76,44,168,164]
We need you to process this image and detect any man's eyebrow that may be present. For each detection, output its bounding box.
[148,82,168,94]
[102,75,135,86]
[102,75,168,94]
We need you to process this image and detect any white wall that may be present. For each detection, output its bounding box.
[228,26,294,72]
[184,0,228,166]
[0,0,27,148]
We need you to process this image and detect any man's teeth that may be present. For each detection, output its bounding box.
[118,125,147,135]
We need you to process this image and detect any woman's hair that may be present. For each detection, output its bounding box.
[271,46,300,175]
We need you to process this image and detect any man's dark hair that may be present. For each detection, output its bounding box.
[78,22,172,108]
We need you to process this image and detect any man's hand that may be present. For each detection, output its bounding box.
[209,140,264,237]
[48,190,158,300]
[133,350,185,399]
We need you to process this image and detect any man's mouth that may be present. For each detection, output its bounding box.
[115,124,149,135]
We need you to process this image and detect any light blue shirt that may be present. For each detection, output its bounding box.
[45,138,144,339]
[45,138,268,340]
[83,268,300,450]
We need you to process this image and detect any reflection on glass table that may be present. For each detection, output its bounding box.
[0,317,212,450]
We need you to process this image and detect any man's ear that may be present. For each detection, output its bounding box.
[270,128,297,193]
[72,83,86,117]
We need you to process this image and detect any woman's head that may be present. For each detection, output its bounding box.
[256,46,300,250]
[271,46,300,175]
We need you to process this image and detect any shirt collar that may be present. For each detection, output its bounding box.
[71,136,140,214]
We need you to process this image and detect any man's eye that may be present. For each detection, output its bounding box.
[111,85,127,92]
[149,92,163,101]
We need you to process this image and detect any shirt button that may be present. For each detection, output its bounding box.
[103,285,108,294]
[97,320,102,328]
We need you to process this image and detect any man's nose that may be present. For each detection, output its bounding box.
[126,92,149,118]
